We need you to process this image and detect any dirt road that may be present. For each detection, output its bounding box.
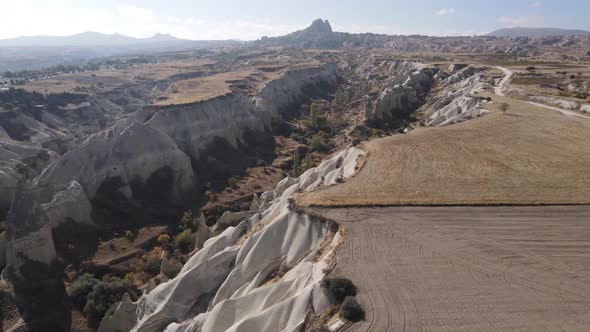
[494,66,590,120]
[527,101,590,120]
[494,66,512,96]
[319,206,590,332]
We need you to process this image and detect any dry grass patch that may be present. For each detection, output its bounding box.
[297,94,590,206]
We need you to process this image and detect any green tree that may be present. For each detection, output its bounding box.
[302,153,313,173]
[174,229,194,253]
[309,103,319,129]
[340,297,365,322]
[334,88,345,106]
[179,211,197,232]
[67,273,100,307]
[83,277,127,320]
[499,102,510,114]
[308,132,333,153]
[292,150,301,177]
[365,98,372,113]
[157,234,171,247]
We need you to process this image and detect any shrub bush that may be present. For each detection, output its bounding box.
[83,277,127,320]
[179,212,198,232]
[137,247,163,275]
[175,229,194,253]
[321,276,357,304]
[68,273,99,307]
[157,234,171,247]
[340,296,365,322]
[309,325,330,332]
[308,132,334,153]
[228,177,240,189]
[161,258,183,279]
[124,230,134,240]
[143,255,162,274]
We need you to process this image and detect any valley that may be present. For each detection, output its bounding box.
[1,17,590,332]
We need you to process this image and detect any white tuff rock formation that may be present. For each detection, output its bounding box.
[4,64,338,279]
[425,67,489,126]
[101,148,364,332]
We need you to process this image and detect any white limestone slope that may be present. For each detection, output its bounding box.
[100,147,364,332]
[425,69,488,127]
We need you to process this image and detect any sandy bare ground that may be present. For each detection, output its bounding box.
[317,206,590,332]
[297,96,590,207]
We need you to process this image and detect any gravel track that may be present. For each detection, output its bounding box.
[494,66,513,96]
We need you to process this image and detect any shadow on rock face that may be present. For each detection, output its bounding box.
[193,129,276,193]
[51,218,98,267]
[8,259,71,332]
[91,166,185,228]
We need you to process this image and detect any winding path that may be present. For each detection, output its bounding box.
[494,66,590,120]
[526,101,590,120]
[494,66,512,96]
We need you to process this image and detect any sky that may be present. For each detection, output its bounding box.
[0,0,589,40]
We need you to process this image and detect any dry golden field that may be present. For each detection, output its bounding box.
[154,69,255,105]
[297,94,590,206]
[22,59,215,94]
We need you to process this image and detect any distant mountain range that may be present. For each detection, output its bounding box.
[0,31,203,47]
[0,32,242,71]
[2,21,590,72]
[487,27,590,37]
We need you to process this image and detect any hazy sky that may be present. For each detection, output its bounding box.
[1,0,589,40]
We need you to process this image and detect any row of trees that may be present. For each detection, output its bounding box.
[289,85,361,177]
[1,56,158,80]
[0,87,87,112]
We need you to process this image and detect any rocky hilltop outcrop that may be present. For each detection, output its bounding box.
[305,19,333,34]
[257,19,590,58]
[258,18,343,48]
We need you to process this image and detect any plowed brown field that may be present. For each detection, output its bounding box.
[319,206,590,332]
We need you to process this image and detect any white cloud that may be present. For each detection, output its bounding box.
[435,8,456,16]
[0,3,301,40]
[530,1,542,9]
[498,13,545,27]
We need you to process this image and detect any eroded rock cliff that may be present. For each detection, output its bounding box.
[101,148,363,332]
[2,63,339,329]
